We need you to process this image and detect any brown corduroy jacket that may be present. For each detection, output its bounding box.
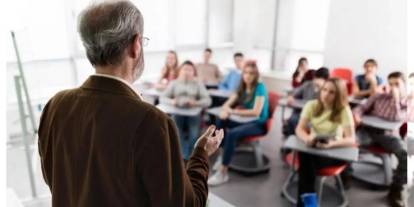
[38,75,209,207]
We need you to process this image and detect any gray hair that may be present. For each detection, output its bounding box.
[78,0,144,66]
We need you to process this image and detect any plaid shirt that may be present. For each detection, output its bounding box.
[353,93,407,122]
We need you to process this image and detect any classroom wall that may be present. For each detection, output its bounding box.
[323,0,407,79]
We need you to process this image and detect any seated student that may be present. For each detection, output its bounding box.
[160,61,212,160]
[353,59,384,99]
[295,78,355,207]
[283,67,330,137]
[218,52,244,92]
[353,71,407,207]
[207,60,269,186]
[196,48,222,88]
[292,57,309,88]
[155,50,179,90]
[408,73,414,122]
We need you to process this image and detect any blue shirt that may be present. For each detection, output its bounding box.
[355,74,383,91]
[218,69,241,92]
[242,82,269,123]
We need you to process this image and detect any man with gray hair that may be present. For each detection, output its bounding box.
[38,1,223,206]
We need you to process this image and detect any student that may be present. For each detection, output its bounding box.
[160,61,212,160]
[155,50,179,90]
[408,73,414,122]
[353,59,384,99]
[295,78,355,207]
[292,57,309,88]
[283,67,330,137]
[218,52,244,92]
[353,71,407,207]
[208,60,269,186]
[196,48,222,87]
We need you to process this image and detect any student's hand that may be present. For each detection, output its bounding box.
[223,105,232,112]
[315,140,334,149]
[287,96,295,105]
[171,99,177,106]
[391,86,400,100]
[219,110,230,120]
[354,114,362,126]
[187,99,197,107]
[304,135,315,147]
[195,125,225,156]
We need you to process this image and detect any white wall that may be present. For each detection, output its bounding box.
[324,0,407,79]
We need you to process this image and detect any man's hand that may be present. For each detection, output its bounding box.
[287,95,295,106]
[194,125,224,156]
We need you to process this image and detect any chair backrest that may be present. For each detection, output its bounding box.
[331,68,353,95]
[265,91,280,132]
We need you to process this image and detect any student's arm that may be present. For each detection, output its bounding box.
[158,67,168,83]
[195,83,212,107]
[222,93,238,110]
[137,112,209,207]
[295,102,314,145]
[233,96,264,117]
[353,76,379,98]
[292,84,305,99]
[218,72,230,90]
[159,81,176,105]
[215,65,223,82]
[352,95,377,124]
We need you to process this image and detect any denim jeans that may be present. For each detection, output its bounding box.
[216,119,266,166]
[172,115,201,160]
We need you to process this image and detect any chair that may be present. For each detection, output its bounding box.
[282,152,349,207]
[352,123,407,187]
[331,68,353,95]
[226,91,280,174]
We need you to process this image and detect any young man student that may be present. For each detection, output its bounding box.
[218,52,244,92]
[353,71,408,207]
[196,48,222,88]
[353,59,384,99]
[283,67,330,137]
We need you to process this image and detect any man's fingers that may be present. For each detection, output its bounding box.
[202,125,216,138]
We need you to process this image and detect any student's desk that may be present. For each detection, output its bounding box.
[352,116,404,186]
[207,107,258,123]
[133,83,163,100]
[361,115,404,131]
[283,135,359,162]
[157,104,202,116]
[281,135,358,205]
[207,193,235,207]
[208,89,233,98]
[348,97,366,105]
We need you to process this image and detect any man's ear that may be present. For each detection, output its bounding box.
[129,34,141,59]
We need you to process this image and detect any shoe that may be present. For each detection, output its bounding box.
[387,187,405,207]
[212,157,222,171]
[208,170,229,186]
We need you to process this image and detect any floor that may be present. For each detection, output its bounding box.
[6,106,414,207]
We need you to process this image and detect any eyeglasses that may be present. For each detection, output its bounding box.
[141,36,150,47]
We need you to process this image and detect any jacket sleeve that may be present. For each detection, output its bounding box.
[137,111,209,207]
[37,100,53,190]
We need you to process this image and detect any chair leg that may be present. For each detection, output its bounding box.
[317,177,326,207]
[335,175,349,207]
[282,170,298,204]
[253,141,264,167]
[380,154,393,186]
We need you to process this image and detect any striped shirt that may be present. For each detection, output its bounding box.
[353,93,407,122]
